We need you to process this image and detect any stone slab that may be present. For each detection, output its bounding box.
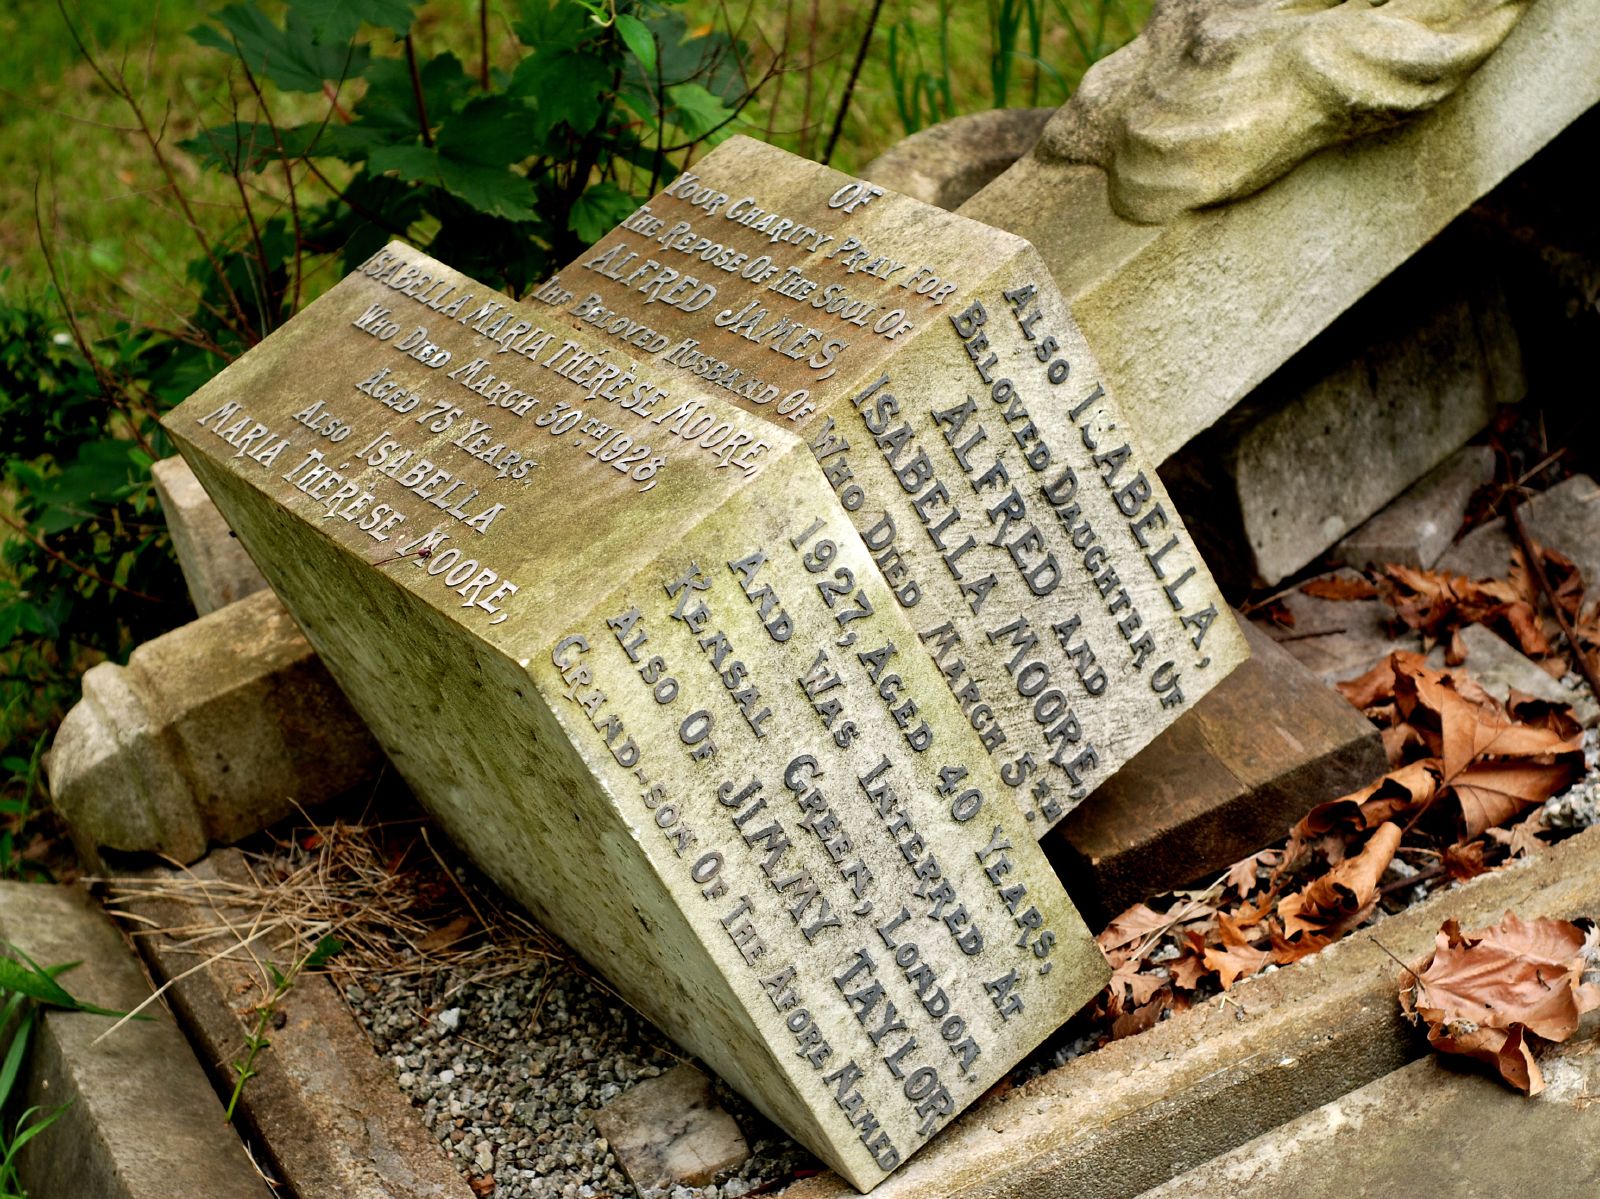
[960,0,1600,467]
[1438,474,1600,587]
[153,454,270,614]
[123,850,475,1199]
[862,109,1055,212]
[1049,617,1386,925]
[1429,623,1599,729]
[1333,445,1496,572]
[1256,582,1421,690]
[1140,1016,1600,1199]
[163,224,1109,1188]
[1158,233,1522,590]
[0,882,268,1199]
[48,588,384,867]
[545,136,1247,829]
[778,821,1600,1199]
[593,1063,750,1194]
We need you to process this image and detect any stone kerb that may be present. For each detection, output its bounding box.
[780,823,1600,1199]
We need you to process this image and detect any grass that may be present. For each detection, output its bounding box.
[0,0,1145,322]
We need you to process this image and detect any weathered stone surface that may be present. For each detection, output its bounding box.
[593,1064,750,1193]
[123,850,475,1199]
[48,588,384,867]
[1159,236,1522,589]
[961,0,1598,467]
[1429,623,1599,728]
[862,109,1054,212]
[552,137,1248,829]
[0,882,268,1199]
[1050,618,1386,924]
[1139,1016,1600,1198]
[164,215,1111,1186]
[153,453,269,613]
[1438,474,1600,586]
[1333,445,1495,572]
[779,822,1600,1199]
[1257,581,1420,689]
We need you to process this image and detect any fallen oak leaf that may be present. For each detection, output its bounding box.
[1441,839,1489,882]
[1169,950,1208,992]
[1399,912,1600,1095]
[1096,902,1169,953]
[1279,821,1403,939]
[1203,940,1272,991]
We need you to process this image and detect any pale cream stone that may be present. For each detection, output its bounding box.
[152,453,269,613]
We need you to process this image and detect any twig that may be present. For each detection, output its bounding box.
[821,0,885,166]
[0,511,162,603]
[1508,499,1600,705]
[1377,862,1444,896]
[1370,934,1425,994]
[405,34,434,147]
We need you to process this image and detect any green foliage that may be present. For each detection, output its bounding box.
[225,935,343,1120]
[182,0,756,296]
[887,0,1136,134]
[0,287,190,758]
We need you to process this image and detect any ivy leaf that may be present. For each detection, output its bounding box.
[667,82,738,143]
[614,13,656,77]
[568,182,638,244]
[289,0,420,44]
[369,96,540,221]
[191,4,369,92]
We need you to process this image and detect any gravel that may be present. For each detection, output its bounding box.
[346,958,816,1199]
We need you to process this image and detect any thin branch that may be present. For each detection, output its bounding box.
[821,0,885,166]
[0,511,163,604]
[405,34,434,147]
[479,0,491,90]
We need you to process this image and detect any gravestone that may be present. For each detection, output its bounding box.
[539,137,1248,830]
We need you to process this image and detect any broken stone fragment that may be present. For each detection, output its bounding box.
[593,1064,750,1194]
[1050,618,1387,924]
[1438,474,1600,587]
[152,454,269,614]
[48,589,383,868]
[1333,446,1496,572]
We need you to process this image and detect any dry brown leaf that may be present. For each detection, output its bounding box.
[1279,822,1402,939]
[1111,989,1172,1039]
[1455,760,1581,838]
[1400,912,1600,1094]
[1300,574,1379,601]
[1224,850,1278,901]
[1108,958,1167,1011]
[1337,655,1400,711]
[1096,903,1169,953]
[1204,941,1272,991]
[1169,951,1208,992]
[1442,839,1489,881]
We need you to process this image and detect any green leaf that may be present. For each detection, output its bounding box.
[0,946,139,1020]
[370,94,541,221]
[568,182,637,244]
[304,936,345,971]
[0,1008,33,1109]
[614,13,656,77]
[666,82,738,143]
[289,0,419,43]
[191,4,370,93]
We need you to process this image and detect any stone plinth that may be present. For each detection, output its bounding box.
[163,221,1113,1187]
[1333,446,1496,573]
[1158,235,1522,590]
[48,588,384,867]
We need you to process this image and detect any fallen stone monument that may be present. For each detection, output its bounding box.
[160,142,1256,1183]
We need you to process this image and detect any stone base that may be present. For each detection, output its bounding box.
[862,109,1055,212]
[1160,229,1523,593]
[48,589,384,867]
[1048,619,1386,926]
